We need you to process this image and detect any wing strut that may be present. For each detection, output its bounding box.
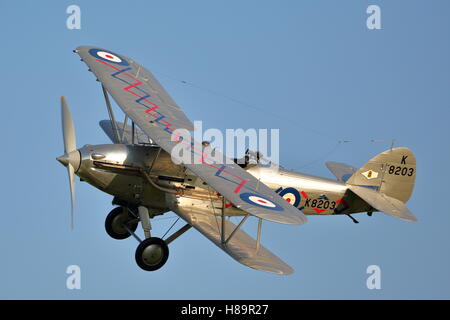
[221,197,226,244]
[211,190,261,247]
[224,214,249,245]
[256,218,262,253]
[101,85,121,143]
[120,114,128,143]
[211,189,250,245]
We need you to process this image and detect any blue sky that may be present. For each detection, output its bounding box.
[0,0,449,299]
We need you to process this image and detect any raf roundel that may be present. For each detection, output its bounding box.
[239,192,284,211]
[88,48,129,66]
[279,187,301,207]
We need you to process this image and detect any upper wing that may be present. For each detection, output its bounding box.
[78,46,194,132]
[326,161,357,182]
[77,46,306,225]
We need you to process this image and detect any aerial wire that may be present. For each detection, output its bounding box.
[154,70,349,143]
[151,69,396,169]
[153,70,350,168]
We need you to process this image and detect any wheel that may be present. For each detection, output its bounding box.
[105,207,138,240]
[135,237,169,271]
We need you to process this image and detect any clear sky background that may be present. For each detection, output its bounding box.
[0,0,449,299]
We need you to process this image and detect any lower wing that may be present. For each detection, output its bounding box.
[169,196,294,275]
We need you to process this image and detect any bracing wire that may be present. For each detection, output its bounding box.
[162,217,180,240]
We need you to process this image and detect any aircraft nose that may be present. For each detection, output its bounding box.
[56,150,80,170]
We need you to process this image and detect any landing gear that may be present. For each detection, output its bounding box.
[105,207,138,239]
[133,205,169,271]
[105,204,191,271]
[135,237,169,271]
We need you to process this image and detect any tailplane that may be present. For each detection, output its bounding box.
[348,185,417,222]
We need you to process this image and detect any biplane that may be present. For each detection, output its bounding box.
[57,46,417,275]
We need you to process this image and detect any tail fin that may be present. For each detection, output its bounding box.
[346,147,416,203]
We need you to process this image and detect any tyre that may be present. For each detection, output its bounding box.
[105,207,138,240]
[135,237,169,271]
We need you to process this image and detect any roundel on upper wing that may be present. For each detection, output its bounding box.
[239,192,284,211]
[279,187,301,207]
[88,48,129,66]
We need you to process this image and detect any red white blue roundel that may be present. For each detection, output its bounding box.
[88,48,129,66]
[239,192,283,211]
[278,187,301,207]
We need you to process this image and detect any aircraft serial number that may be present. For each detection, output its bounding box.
[304,199,337,209]
[387,166,414,176]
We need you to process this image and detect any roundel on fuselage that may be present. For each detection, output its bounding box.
[278,187,301,207]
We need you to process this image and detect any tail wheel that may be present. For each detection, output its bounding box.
[135,237,169,271]
[105,207,138,240]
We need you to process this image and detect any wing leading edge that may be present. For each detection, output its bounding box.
[77,46,307,226]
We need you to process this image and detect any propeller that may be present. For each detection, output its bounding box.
[56,97,80,229]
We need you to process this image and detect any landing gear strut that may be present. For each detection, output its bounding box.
[133,205,169,271]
